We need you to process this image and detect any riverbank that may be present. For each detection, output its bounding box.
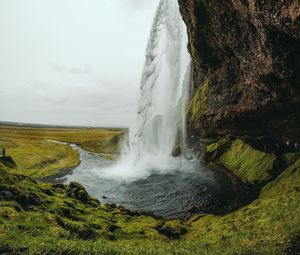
[0,125,123,178]
[0,141,299,254]
[0,132,299,254]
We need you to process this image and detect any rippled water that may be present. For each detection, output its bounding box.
[64,145,241,219]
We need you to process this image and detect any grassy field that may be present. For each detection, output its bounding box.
[0,136,299,254]
[0,125,123,178]
[0,151,299,254]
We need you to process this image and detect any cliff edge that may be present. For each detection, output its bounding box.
[179,0,300,142]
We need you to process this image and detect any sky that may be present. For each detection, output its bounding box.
[0,0,160,127]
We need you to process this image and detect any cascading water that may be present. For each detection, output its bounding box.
[65,0,243,219]
[133,0,190,162]
[100,0,191,180]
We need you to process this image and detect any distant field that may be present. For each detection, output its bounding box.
[0,125,124,178]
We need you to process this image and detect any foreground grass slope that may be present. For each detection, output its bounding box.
[0,125,123,178]
[0,138,299,254]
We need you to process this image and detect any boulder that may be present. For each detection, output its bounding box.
[66,182,100,207]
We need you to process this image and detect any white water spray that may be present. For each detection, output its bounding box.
[99,0,191,180]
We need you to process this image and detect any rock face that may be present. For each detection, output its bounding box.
[178,0,300,141]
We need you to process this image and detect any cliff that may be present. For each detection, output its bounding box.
[178,0,300,142]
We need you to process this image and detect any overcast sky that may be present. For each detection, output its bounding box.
[0,0,159,127]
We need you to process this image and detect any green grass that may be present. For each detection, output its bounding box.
[0,125,123,178]
[187,77,209,122]
[0,130,299,254]
[7,139,80,178]
[219,139,277,183]
[0,168,186,254]
[184,158,300,254]
[0,146,299,254]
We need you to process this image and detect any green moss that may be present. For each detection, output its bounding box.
[261,159,300,198]
[205,139,232,162]
[187,77,209,122]
[0,150,300,254]
[219,139,277,183]
[187,30,201,67]
[206,143,219,153]
[182,158,300,254]
[0,168,168,243]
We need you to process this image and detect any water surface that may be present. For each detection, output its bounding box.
[64,145,240,219]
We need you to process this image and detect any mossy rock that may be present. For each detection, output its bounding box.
[66,182,99,207]
[205,138,231,161]
[219,139,277,183]
[187,77,209,123]
[155,220,187,240]
[260,158,300,197]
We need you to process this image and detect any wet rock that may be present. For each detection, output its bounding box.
[172,144,182,157]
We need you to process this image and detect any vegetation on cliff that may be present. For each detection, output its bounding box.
[187,76,209,122]
[179,0,300,141]
[219,139,277,183]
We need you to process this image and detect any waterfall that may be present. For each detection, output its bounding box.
[100,0,191,180]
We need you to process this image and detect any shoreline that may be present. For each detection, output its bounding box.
[38,141,254,219]
[36,164,79,184]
